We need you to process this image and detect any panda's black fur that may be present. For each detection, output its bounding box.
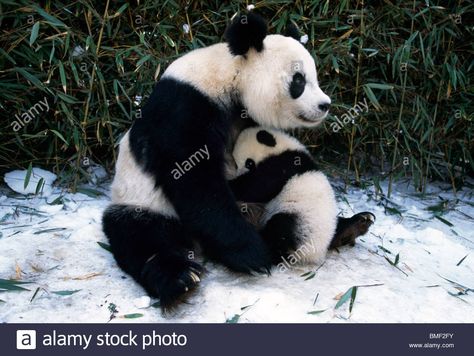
[229,149,318,203]
[102,205,202,307]
[225,12,267,56]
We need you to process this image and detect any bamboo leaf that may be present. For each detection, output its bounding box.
[58,61,67,93]
[50,129,68,145]
[225,314,240,323]
[34,227,67,235]
[35,177,44,195]
[31,5,67,27]
[122,313,143,319]
[335,287,354,309]
[97,241,111,252]
[362,85,381,110]
[51,290,81,296]
[112,3,129,18]
[30,287,41,302]
[0,279,30,292]
[366,83,394,90]
[349,286,358,312]
[76,187,104,197]
[29,21,40,45]
[15,68,45,90]
[394,253,400,266]
[24,162,33,189]
[434,215,454,227]
[456,255,468,266]
[307,309,327,315]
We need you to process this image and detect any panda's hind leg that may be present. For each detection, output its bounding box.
[329,212,375,249]
[102,204,203,310]
[260,213,300,264]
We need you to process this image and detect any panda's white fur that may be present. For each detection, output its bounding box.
[111,132,177,218]
[231,127,338,265]
[163,35,331,129]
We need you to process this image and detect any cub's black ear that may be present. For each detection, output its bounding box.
[225,12,267,56]
[256,130,276,147]
[285,22,300,41]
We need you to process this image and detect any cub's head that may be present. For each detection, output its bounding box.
[232,127,307,177]
[226,13,331,129]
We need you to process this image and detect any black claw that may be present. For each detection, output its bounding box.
[140,258,204,311]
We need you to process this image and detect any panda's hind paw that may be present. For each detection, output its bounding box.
[354,211,376,234]
[330,211,375,249]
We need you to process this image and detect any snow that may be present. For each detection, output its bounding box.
[0,172,473,323]
[300,34,309,44]
[133,296,152,309]
[3,168,57,197]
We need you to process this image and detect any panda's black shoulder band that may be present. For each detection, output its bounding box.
[225,12,267,56]
[257,130,276,147]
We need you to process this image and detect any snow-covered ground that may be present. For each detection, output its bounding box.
[0,169,473,323]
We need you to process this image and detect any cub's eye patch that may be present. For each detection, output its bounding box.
[245,158,256,170]
[289,72,306,99]
[256,130,276,147]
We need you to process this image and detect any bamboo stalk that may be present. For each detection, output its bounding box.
[387,0,416,198]
[345,0,364,189]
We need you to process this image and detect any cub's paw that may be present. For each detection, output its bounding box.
[330,212,375,249]
[140,257,203,310]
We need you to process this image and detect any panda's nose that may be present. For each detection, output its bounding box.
[318,102,331,112]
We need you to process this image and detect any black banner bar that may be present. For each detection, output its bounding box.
[4,324,470,355]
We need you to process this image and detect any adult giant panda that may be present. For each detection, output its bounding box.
[102,12,332,309]
[229,127,375,266]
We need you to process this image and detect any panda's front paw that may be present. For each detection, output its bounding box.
[140,257,204,310]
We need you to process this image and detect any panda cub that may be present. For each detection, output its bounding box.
[229,127,338,265]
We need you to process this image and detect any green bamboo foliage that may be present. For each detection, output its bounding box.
[0,0,472,191]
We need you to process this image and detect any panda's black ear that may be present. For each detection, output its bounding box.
[257,130,276,147]
[285,22,300,41]
[225,12,267,56]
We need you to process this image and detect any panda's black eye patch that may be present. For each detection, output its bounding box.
[245,159,256,170]
[289,72,306,99]
[256,130,276,147]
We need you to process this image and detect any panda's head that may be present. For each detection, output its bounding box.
[232,127,307,177]
[226,13,331,129]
